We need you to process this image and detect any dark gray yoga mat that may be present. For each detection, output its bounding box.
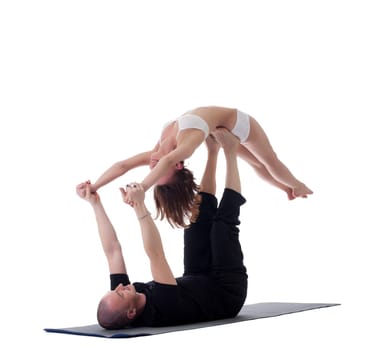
[44,302,339,338]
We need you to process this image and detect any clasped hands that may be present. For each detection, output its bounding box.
[76,180,145,208]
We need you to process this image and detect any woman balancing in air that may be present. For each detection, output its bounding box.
[83,106,313,227]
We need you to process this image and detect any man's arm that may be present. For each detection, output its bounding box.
[120,183,177,285]
[76,182,126,274]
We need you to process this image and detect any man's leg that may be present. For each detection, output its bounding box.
[210,128,247,275]
[208,129,248,317]
[211,189,247,273]
[183,136,220,275]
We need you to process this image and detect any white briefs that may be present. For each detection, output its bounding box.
[162,109,251,144]
[232,109,251,143]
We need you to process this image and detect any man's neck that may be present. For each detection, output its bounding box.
[135,292,146,313]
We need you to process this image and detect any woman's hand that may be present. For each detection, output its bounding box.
[119,182,145,207]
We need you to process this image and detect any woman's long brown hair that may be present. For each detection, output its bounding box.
[153,166,201,228]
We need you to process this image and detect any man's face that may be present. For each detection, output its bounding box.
[104,283,137,311]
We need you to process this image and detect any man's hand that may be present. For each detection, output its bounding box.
[76,181,100,205]
[77,181,127,275]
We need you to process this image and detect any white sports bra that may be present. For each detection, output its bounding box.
[176,114,210,138]
[161,114,210,141]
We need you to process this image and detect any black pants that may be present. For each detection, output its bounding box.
[183,188,248,317]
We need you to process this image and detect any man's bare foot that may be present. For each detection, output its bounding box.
[205,134,220,154]
[211,128,240,152]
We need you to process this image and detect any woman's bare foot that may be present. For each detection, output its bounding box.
[292,184,313,199]
[286,188,296,200]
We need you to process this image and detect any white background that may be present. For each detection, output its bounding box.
[1,1,375,349]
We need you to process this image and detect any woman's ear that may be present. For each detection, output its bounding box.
[175,161,184,170]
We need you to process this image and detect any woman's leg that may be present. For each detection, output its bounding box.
[237,145,295,199]
[243,116,313,198]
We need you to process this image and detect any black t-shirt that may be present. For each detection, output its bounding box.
[110,272,245,327]
[110,274,179,327]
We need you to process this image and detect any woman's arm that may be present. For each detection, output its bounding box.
[141,129,205,190]
[120,183,177,285]
[91,150,154,192]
